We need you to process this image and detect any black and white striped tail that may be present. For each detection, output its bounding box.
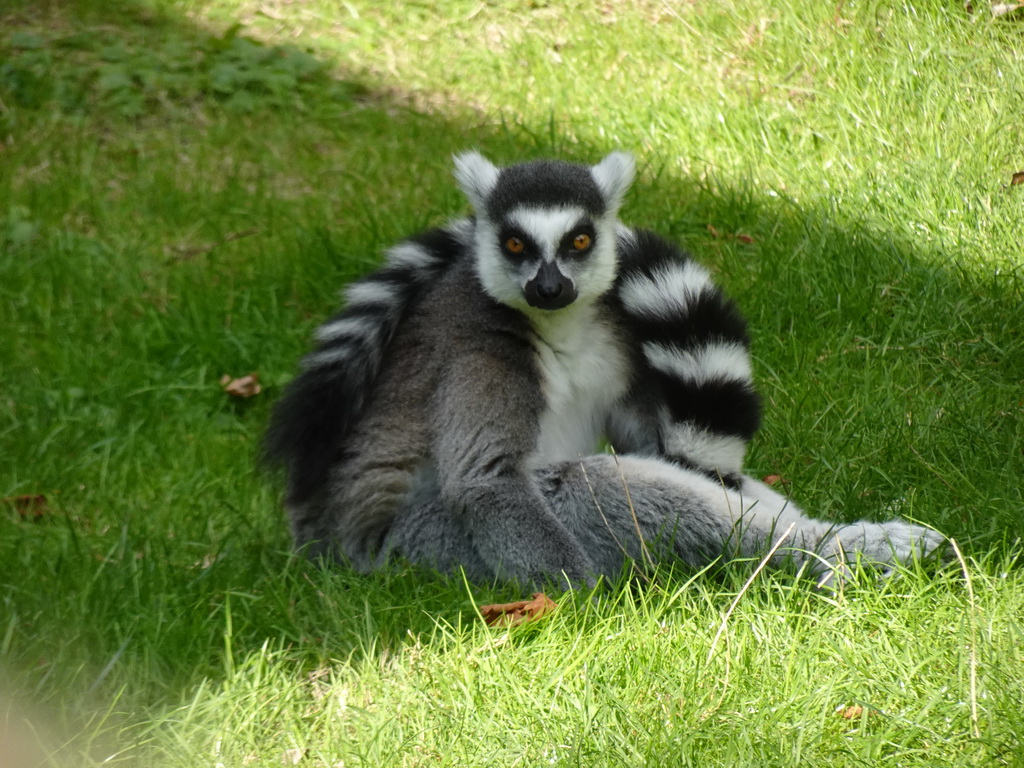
[615,228,761,487]
[264,220,472,503]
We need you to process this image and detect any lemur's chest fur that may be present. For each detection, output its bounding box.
[528,303,630,467]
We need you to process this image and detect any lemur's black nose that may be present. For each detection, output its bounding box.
[536,281,562,299]
[525,261,577,310]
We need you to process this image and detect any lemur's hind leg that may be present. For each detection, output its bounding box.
[380,497,495,583]
[538,455,946,582]
[382,454,944,585]
[729,474,946,579]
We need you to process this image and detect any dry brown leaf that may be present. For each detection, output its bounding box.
[707,225,756,244]
[3,494,48,519]
[479,592,558,627]
[1011,171,1024,186]
[167,227,261,262]
[220,373,262,398]
[838,704,866,719]
[762,474,788,487]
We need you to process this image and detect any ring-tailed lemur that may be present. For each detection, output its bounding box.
[265,151,945,587]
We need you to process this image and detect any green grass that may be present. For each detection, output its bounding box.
[1,0,1022,765]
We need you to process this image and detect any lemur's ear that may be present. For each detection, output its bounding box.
[453,151,500,212]
[591,152,636,211]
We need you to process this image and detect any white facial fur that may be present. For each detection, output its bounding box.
[507,206,586,263]
[472,204,621,314]
[472,216,528,308]
[453,150,636,313]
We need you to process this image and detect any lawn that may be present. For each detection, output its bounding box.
[1,0,1022,765]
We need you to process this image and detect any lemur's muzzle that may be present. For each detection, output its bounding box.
[525,261,577,311]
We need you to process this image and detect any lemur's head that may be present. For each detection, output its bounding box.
[454,151,635,312]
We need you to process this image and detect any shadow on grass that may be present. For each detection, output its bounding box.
[1,0,1022,742]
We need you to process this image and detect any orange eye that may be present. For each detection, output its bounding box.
[506,237,525,254]
[573,233,591,250]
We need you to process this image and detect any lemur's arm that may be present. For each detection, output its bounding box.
[610,228,761,488]
[430,344,596,586]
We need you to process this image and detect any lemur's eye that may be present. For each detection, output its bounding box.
[572,233,591,251]
[505,237,525,254]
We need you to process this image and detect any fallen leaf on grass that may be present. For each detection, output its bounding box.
[220,373,262,398]
[281,747,306,765]
[2,494,48,519]
[837,704,866,719]
[166,227,261,262]
[1011,171,1024,186]
[189,553,218,570]
[479,592,558,627]
[707,225,756,244]
[762,474,788,487]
